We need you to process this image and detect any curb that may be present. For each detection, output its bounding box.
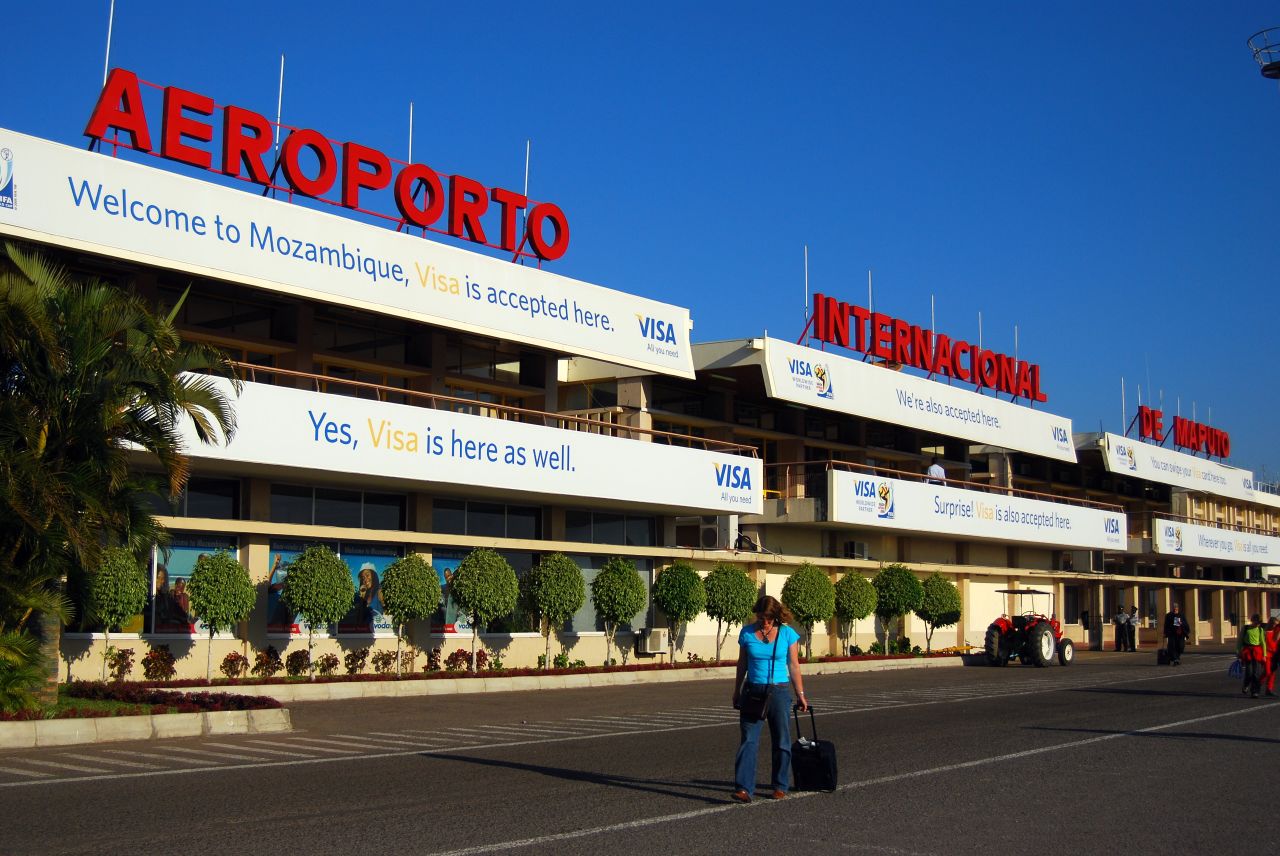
[152,655,968,703]
[0,708,292,750]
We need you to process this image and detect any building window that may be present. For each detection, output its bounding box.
[148,534,239,635]
[146,477,242,520]
[1064,586,1081,625]
[1198,588,1213,620]
[270,485,407,530]
[432,499,543,539]
[563,510,656,546]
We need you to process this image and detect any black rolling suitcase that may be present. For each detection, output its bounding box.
[790,704,837,792]
[1157,648,1171,665]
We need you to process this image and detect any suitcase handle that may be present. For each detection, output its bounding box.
[792,702,818,742]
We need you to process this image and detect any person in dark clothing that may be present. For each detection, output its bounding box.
[1162,602,1189,665]
[1127,605,1139,652]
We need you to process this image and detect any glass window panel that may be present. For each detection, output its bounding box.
[315,488,362,528]
[433,499,465,535]
[363,492,406,531]
[506,506,540,540]
[468,502,506,538]
[625,516,655,547]
[564,510,592,543]
[184,478,239,520]
[271,484,313,525]
[593,513,625,545]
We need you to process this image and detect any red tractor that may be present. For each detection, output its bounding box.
[984,589,1075,667]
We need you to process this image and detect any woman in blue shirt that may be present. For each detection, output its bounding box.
[731,595,808,802]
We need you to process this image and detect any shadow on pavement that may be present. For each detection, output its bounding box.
[423,752,730,804]
[1071,686,1268,701]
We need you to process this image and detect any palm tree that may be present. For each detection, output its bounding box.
[0,241,239,707]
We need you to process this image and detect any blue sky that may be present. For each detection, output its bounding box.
[8,2,1280,478]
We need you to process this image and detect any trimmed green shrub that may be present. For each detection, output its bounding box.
[187,551,255,680]
[652,562,706,661]
[590,557,647,666]
[703,563,757,662]
[915,573,962,653]
[86,547,149,680]
[450,548,518,671]
[280,545,355,679]
[872,563,924,652]
[781,562,835,659]
[379,555,443,676]
[521,553,586,670]
[834,572,876,655]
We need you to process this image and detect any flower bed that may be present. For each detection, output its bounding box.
[0,682,284,721]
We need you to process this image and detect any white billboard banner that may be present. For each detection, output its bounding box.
[1101,433,1258,502]
[828,470,1125,550]
[763,339,1077,462]
[0,129,694,378]
[177,379,761,514]
[1152,518,1279,564]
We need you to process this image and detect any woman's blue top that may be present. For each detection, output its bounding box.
[738,623,800,684]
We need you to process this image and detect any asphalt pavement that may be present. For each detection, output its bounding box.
[3,649,1275,855]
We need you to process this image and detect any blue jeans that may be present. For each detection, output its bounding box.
[734,683,792,795]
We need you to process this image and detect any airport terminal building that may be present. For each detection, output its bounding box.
[2,70,1277,678]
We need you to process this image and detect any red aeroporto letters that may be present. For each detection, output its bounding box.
[84,68,571,261]
[810,293,1047,401]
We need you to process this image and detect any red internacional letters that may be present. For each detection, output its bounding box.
[84,69,570,260]
[811,293,1048,402]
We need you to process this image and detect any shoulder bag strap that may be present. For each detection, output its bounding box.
[767,626,780,684]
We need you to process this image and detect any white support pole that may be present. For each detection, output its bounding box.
[102,0,116,86]
[804,245,809,331]
[408,101,414,163]
[1121,378,1126,435]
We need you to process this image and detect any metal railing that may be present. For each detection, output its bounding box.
[228,362,758,456]
[762,459,1124,512]
[1126,510,1280,541]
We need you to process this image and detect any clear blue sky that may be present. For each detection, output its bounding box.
[9,2,1280,479]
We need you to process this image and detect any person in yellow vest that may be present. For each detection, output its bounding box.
[1236,614,1267,698]
[1264,617,1279,699]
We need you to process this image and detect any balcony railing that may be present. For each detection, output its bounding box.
[228,362,757,456]
[764,459,1124,513]
[1126,510,1280,541]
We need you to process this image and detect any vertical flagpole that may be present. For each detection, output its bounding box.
[803,245,809,334]
[102,0,116,86]
[408,101,414,163]
[978,311,984,351]
[271,54,285,199]
[519,139,531,262]
[1121,378,1126,435]
[867,269,873,315]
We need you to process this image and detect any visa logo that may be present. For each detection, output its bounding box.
[852,479,878,498]
[1104,518,1120,535]
[1051,426,1069,444]
[788,358,814,377]
[714,462,753,490]
[637,316,678,344]
[1164,525,1177,537]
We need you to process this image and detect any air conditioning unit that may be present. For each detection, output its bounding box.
[698,515,739,549]
[638,627,669,655]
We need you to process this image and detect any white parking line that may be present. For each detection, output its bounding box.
[163,745,263,762]
[19,758,111,774]
[330,733,433,748]
[202,742,314,758]
[419,702,1276,856]
[62,753,162,770]
[0,765,53,778]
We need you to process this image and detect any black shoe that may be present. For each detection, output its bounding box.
[1252,693,1260,699]
[1266,691,1276,698]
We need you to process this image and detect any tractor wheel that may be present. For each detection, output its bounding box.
[984,624,1007,666]
[1057,637,1075,666]
[1028,622,1056,667]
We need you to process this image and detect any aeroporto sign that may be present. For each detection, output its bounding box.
[810,292,1048,402]
[84,68,570,260]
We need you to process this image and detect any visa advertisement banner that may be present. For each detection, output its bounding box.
[179,378,761,514]
[0,129,694,379]
[1101,433,1263,504]
[1151,518,1279,564]
[763,339,1077,463]
[828,470,1126,550]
